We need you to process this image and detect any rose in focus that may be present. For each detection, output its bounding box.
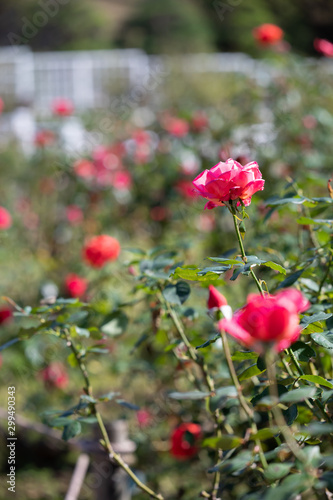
[83,235,121,268]
[219,289,310,352]
[170,423,202,459]
[193,158,264,209]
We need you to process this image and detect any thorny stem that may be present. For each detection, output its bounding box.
[265,350,314,476]
[64,330,164,500]
[219,330,268,469]
[159,294,234,498]
[231,212,264,297]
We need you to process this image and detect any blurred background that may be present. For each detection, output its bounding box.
[0,1,333,499]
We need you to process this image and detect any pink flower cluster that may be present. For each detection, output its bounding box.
[74,144,132,190]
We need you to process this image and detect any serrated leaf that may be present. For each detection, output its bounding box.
[276,269,304,289]
[62,420,81,441]
[239,364,265,381]
[162,281,190,305]
[299,375,333,389]
[301,313,332,328]
[311,331,333,349]
[172,266,219,282]
[168,390,211,400]
[262,261,286,274]
[280,387,317,403]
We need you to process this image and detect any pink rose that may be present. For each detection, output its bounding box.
[193,158,264,210]
[51,98,74,117]
[219,289,310,352]
[314,38,333,57]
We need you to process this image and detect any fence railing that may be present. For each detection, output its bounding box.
[0,47,276,111]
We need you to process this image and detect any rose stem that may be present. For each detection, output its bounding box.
[64,330,164,500]
[231,211,264,297]
[220,329,268,469]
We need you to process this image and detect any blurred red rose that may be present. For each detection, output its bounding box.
[40,362,69,389]
[314,38,333,57]
[35,130,55,148]
[65,273,87,298]
[191,111,209,132]
[170,423,202,459]
[83,235,121,268]
[0,308,13,325]
[74,159,96,179]
[66,205,84,225]
[0,97,4,114]
[52,98,74,116]
[253,24,284,46]
[0,207,12,230]
[164,117,189,138]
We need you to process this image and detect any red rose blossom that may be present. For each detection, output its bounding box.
[253,24,284,46]
[52,98,74,117]
[65,273,88,298]
[0,308,13,325]
[40,362,69,389]
[170,423,202,459]
[219,289,310,352]
[83,235,121,268]
[0,207,12,230]
[314,38,333,57]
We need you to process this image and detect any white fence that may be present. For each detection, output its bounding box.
[0,47,275,112]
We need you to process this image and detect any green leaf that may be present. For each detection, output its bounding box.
[291,341,316,362]
[262,261,286,275]
[283,404,298,426]
[168,390,211,400]
[266,195,308,206]
[101,311,129,337]
[172,266,219,282]
[276,269,304,289]
[301,313,332,328]
[62,420,81,441]
[263,463,293,482]
[115,399,140,411]
[280,387,317,403]
[202,435,243,450]
[299,375,333,389]
[231,351,258,361]
[297,217,333,225]
[77,416,98,424]
[0,338,20,352]
[311,331,333,349]
[250,428,278,441]
[162,281,191,305]
[74,326,90,338]
[239,364,265,381]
